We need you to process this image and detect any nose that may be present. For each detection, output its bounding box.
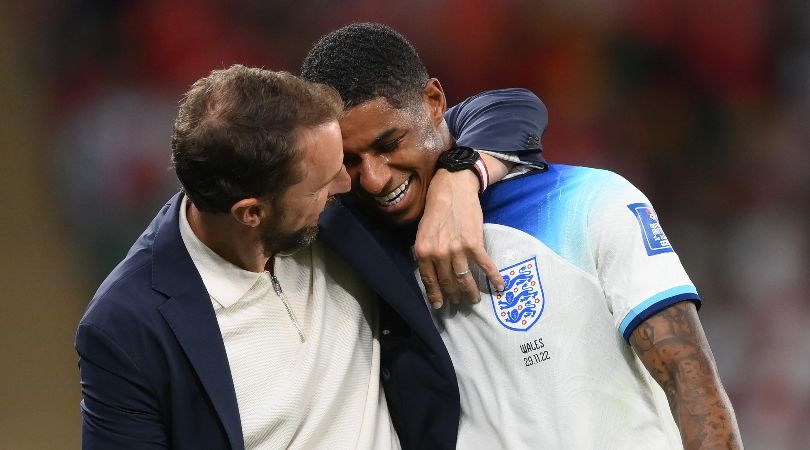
[357,154,390,195]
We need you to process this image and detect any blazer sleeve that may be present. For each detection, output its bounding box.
[444,88,549,167]
[76,322,168,450]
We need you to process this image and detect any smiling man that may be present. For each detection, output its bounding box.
[301,23,742,449]
[339,99,454,225]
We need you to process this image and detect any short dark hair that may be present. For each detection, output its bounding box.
[300,22,429,109]
[171,65,342,214]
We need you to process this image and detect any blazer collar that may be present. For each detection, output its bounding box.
[151,193,244,450]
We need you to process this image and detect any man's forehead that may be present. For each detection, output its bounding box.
[340,98,415,143]
[290,121,342,186]
[342,98,396,122]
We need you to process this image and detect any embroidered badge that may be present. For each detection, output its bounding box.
[488,256,545,331]
[628,203,673,256]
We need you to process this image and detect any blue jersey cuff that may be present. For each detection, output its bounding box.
[619,286,702,342]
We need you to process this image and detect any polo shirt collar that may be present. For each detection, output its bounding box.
[178,195,264,309]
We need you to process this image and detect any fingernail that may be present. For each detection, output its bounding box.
[431,301,442,309]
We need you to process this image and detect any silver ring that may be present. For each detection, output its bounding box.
[455,270,470,278]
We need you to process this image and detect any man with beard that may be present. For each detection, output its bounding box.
[301,23,742,449]
[75,63,536,449]
[76,65,387,450]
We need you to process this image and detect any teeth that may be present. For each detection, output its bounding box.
[375,178,410,206]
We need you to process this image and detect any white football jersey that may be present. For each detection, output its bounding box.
[423,165,699,449]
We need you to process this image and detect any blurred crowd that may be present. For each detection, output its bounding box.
[16,0,810,447]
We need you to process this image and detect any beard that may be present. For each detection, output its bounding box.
[260,222,319,256]
[259,196,337,255]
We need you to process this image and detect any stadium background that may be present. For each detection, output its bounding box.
[1,0,807,448]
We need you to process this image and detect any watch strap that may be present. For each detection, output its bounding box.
[472,157,489,192]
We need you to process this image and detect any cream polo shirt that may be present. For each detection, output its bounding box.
[178,196,400,450]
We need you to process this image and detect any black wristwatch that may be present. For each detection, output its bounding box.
[437,146,489,192]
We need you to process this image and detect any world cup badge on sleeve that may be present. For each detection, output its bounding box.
[488,256,545,331]
[628,202,674,256]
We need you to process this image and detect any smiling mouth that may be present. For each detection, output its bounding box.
[374,177,411,207]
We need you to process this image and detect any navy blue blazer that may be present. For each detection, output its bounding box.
[76,193,458,450]
[77,88,548,450]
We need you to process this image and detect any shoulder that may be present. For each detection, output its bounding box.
[552,164,631,189]
[485,164,632,203]
[545,165,645,210]
[481,165,639,242]
[82,251,165,331]
[79,201,181,338]
[82,195,186,327]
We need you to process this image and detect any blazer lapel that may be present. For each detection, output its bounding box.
[318,200,447,357]
[151,194,244,450]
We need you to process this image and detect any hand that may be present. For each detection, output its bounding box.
[414,168,504,309]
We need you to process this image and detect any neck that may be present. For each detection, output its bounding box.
[186,201,270,273]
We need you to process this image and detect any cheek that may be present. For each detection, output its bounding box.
[413,113,443,153]
[412,149,441,182]
[313,193,331,216]
[286,197,322,227]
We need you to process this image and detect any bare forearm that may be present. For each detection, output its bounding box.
[630,303,743,449]
[660,339,741,449]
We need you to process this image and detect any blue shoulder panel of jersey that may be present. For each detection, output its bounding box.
[482,165,703,341]
[480,165,617,273]
[444,88,548,166]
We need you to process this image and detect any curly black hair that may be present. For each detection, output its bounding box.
[300,22,429,109]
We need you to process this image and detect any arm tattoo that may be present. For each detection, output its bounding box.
[630,302,743,449]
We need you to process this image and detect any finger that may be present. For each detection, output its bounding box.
[469,245,504,293]
[434,253,462,305]
[415,250,445,309]
[451,255,480,303]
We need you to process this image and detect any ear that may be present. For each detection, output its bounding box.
[230,198,266,227]
[422,78,447,127]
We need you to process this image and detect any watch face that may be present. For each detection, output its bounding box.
[447,146,476,160]
[439,146,478,171]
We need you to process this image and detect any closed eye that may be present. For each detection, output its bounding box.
[377,134,406,153]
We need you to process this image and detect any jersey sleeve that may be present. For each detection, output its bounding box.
[588,174,702,342]
[444,88,548,168]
